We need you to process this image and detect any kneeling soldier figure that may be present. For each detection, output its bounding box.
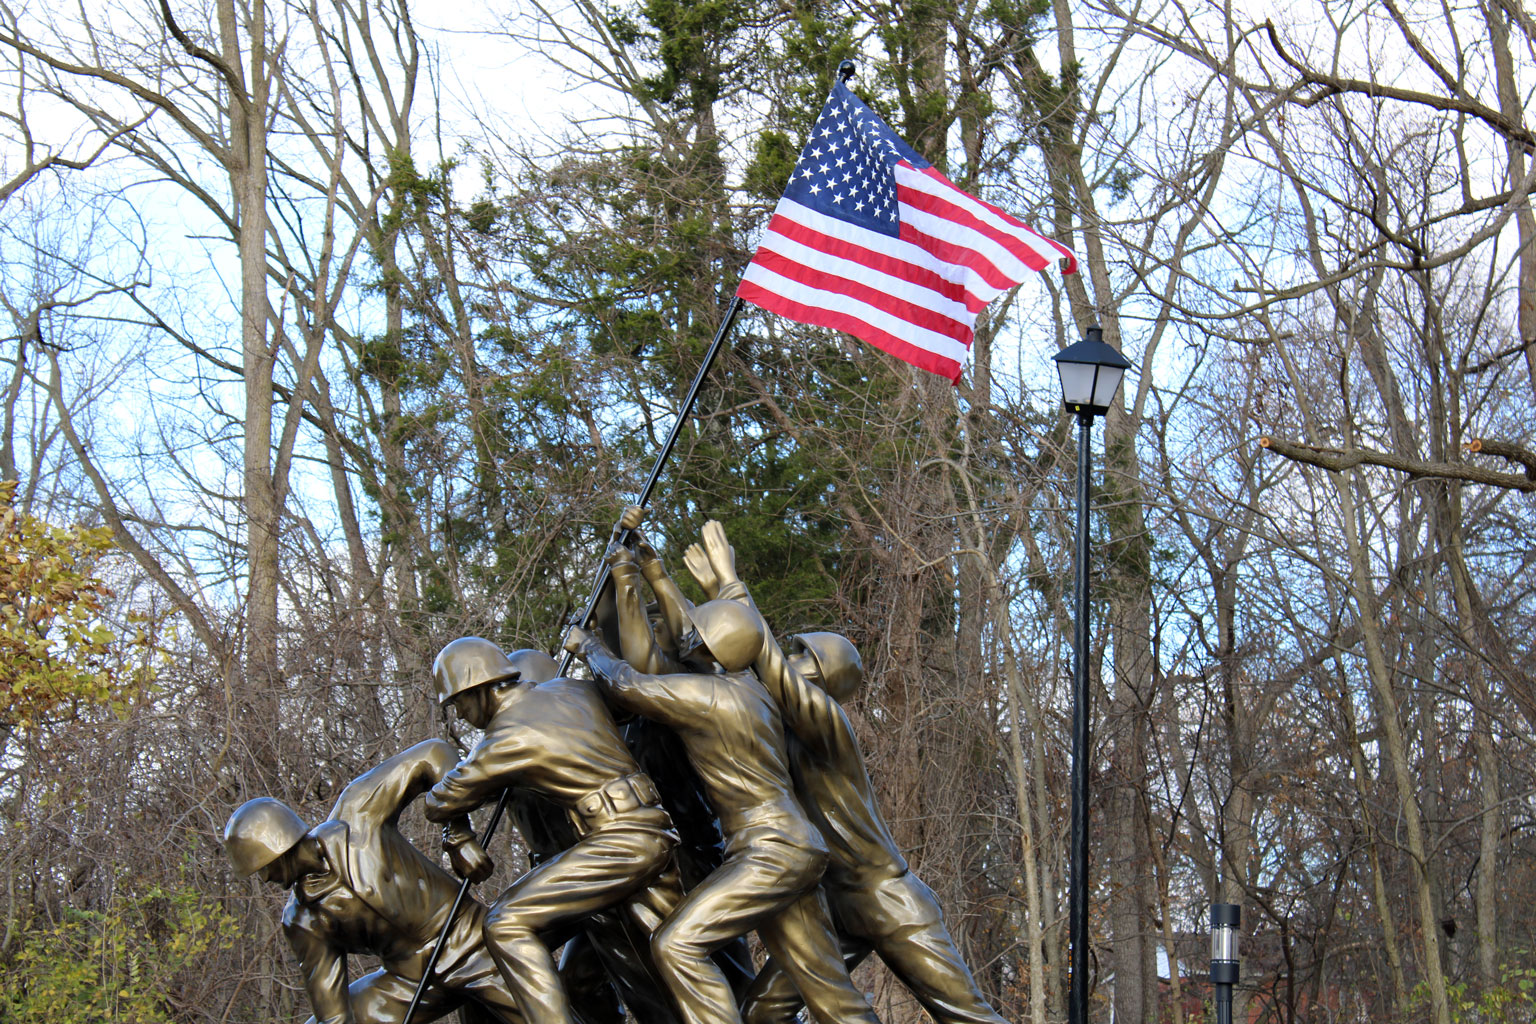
[223,740,519,1024]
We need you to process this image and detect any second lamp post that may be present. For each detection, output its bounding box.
[1053,325,1132,1024]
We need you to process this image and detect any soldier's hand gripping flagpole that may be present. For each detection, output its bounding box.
[401,294,746,1024]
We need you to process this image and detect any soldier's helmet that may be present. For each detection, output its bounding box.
[432,637,554,705]
[223,797,308,878]
[790,632,865,702]
[506,648,561,684]
[684,600,764,673]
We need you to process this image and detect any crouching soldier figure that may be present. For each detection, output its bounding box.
[423,639,684,1024]
[222,741,520,1024]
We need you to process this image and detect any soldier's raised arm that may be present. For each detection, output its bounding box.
[691,520,850,763]
[608,546,682,677]
[425,733,537,821]
[632,531,696,651]
[332,738,461,831]
[566,626,707,730]
[338,738,491,881]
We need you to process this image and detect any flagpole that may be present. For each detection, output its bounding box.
[401,293,746,1024]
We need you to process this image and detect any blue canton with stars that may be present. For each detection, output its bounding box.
[781,80,933,239]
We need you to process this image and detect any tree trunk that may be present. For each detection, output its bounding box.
[1332,466,1451,1024]
[218,0,281,729]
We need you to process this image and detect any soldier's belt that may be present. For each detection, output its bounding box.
[569,773,663,835]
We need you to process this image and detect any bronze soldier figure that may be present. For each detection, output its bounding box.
[437,644,678,1024]
[566,549,881,1024]
[686,521,1010,1024]
[222,741,519,1024]
[602,510,755,1000]
[422,638,683,1024]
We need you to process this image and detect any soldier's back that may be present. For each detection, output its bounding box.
[486,678,645,805]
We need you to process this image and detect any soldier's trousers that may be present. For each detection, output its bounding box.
[740,871,1007,1024]
[648,823,880,1024]
[483,819,680,1024]
[312,907,524,1024]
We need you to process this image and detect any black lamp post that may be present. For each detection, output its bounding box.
[1053,325,1131,1024]
[1210,904,1241,1024]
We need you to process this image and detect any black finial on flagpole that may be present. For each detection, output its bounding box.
[837,59,856,82]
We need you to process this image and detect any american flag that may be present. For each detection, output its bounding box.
[738,78,1077,382]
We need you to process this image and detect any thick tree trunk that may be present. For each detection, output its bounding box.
[219,0,281,720]
[1486,2,1536,400]
[1473,683,1501,989]
[1334,667,1410,1015]
[1333,469,1451,1024]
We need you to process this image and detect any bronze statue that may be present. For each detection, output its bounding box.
[603,511,756,1000]
[685,521,1010,1024]
[566,536,881,1024]
[422,638,684,1024]
[438,643,683,1024]
[222,741,522,1024]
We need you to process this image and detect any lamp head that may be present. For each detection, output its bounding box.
[1210,902,1241,985]
[1054,326,1132,418]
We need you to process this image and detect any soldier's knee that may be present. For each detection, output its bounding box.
[651,918,705,969]
[484,902,538,948]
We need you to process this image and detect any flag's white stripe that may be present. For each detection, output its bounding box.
[756,225,976,326]
[741,261,973,365]
[895,164,1070,265]
[900,199,1032,283]
[894,179,1034,281]
[772,198,999,300]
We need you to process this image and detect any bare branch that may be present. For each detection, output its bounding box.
[1263,19,1536,147]
[1259,436,1536,491]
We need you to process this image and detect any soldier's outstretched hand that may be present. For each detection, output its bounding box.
[701,520,738,585]
[615,504,646,535]
[684,543,719,598]
[612,504,664,570]
[445,833,495,883]
[563,624,591,656]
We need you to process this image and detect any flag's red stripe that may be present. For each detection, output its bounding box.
[900,178,1055,273]
[739,281,965,381]
[764,213,987,312]
[738,259,971,364]
[749,244,976,346]
[916,166,1032,229]
[897,220,1016,292]
[917,166,1077,269]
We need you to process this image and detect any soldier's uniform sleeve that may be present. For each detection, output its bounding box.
[579,634,705,730]
[332,739,465,832]
[283,898,352,1024]
[717,579,853,765]
[424,729,533,821]
[611,560,675,674]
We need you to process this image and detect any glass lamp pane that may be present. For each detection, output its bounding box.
[1091,365,1126,408]
[1057,362,1098,406]
[1211,925,1239,962]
